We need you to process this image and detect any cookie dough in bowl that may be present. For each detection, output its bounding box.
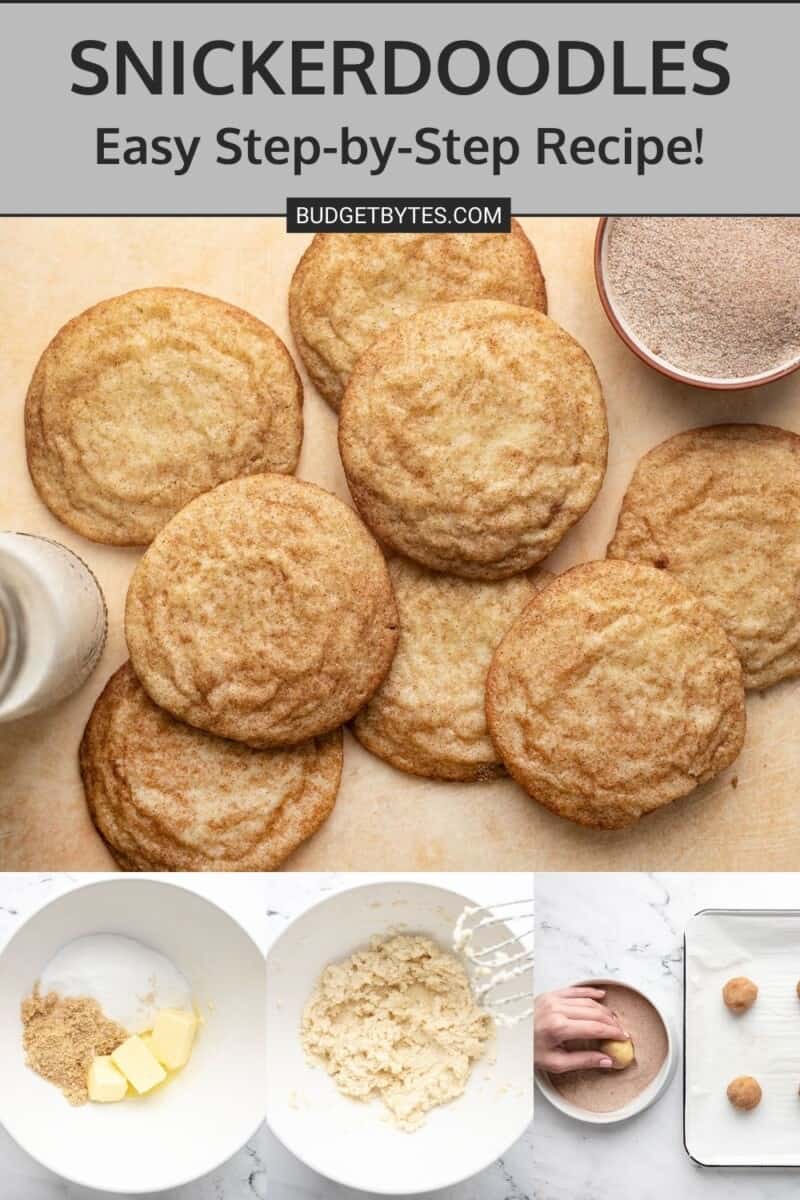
[536,979,677,1125]
[302,934,493,1131]
[266,879,533,1194]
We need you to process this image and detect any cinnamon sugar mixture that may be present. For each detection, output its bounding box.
[606,217,800,380]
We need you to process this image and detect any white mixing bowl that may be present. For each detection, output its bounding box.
[0,877,266,1193]
[266,878,533,1194]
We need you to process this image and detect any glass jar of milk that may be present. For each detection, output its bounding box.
[0,532,107,721]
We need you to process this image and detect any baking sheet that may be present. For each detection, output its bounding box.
[684,910,800,1166]
[1,217,800,871]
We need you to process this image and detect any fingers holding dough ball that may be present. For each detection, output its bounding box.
[598,1038,635,1070]
[727,1076,762,1110]
[723,977,758,1013]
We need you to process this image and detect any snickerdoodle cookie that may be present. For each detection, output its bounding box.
[486,560,746,829]
[352,557,551,780]
[125,474,398,746]
[339,301,607,580]
[80,663,343,871]
[289,224,546,410]
[608,424,800,689]
[25,287,303,544]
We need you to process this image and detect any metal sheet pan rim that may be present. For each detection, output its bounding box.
[684,907,800,1169]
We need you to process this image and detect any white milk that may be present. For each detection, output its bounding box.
[0,532,106,721]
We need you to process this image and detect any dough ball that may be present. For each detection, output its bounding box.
[727,1076,762,1110]
[723,977,758,1013]
[598,1038,635,1070]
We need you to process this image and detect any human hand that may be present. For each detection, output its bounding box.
[534,987,628,1073]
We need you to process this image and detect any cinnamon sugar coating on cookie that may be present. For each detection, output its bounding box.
[340,300,607,580]
[353,557,551,780]
[486,560,746,829]
[125,474,398,747]
[81,663,342,870]
[26,287,303,544]
[608,424,800,689]
[290,224,546,410]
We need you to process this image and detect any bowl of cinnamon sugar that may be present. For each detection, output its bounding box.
[595,217,800,391]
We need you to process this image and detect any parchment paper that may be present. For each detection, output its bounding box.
[685,911,800,1166]
[1,217,798,871]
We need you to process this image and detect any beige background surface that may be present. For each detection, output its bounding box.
[1,217,798,872]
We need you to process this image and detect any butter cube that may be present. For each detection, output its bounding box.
[88,1055,128,1103]
[149,1008,198,1070]
[111,1035,167,1094]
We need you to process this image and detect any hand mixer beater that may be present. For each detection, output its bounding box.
[454,898,534,1027]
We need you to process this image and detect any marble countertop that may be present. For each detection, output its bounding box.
[535,872,800,1200]
[0,871,533,1200]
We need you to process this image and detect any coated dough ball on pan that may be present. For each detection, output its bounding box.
[722,977,758,1014]
[727,1076,761,1110]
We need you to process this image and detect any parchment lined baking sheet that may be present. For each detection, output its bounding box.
[685,910,800,1166]
[1,217,800,871]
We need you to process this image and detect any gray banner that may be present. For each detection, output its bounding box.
[1,2,796,213]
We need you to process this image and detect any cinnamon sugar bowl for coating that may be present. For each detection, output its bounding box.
[595,217,800,391]
[535,979,678,1125]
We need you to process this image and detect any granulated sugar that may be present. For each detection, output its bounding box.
[605,217,800,381]
[40,933,192,1033]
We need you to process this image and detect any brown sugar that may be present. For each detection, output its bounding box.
[21,989,127,1105]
